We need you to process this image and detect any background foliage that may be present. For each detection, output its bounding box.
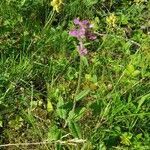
[0,0,150,149]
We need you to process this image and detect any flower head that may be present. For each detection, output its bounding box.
[106,13,117,27]
[51,0,63,12]
[69,18,97,40]
[69,18,97,56]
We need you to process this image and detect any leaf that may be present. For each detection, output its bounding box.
[132,70,140,77]
[120,14,128,25]
[95,17,100,24]
[68,107,87,122]
[48,125,61,141]
[68,121,82,138]
[120,132,132,146]
[56,97,67,119]
[137,93,150,112]
[68,110,75,121]
[47,100,53,112]
[81,56,89,67]
[74,107,86,121]
[75,89,90,102]
[126,64,135,74]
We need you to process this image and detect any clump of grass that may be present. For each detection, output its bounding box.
[0,0,150,149]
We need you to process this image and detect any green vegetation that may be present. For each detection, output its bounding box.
[0,0,150,149]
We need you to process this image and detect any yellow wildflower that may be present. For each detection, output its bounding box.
[106,13,117,27]
[51,0,63,13]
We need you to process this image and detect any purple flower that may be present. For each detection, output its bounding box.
[69,28,85,39]
[69,18,97,41]
[82,20,89,25]
[69,18,97,56]
[77,42,87,56]
[74,18,80,25]
[74,19,89,26]
[73,19,90,29]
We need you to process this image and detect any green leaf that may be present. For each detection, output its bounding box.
[69,121,82,138]
[68,107,87,122]
[137,93,150,112]
[120,14,128,25]
[120,132,132,146]
[48,125,61,141]
[81,56,89,67]
[68,110,75,121]
[132,70,140,77]
[74,107,86,121]
[56,97,67,119]
[126,64,135,74]
[47,100,53,112]
[75,89,90,102]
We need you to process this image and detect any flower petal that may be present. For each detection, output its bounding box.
[81,20,89,25]
[74,18,80,25]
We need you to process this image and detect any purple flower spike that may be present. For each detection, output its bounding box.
[69,18,97,56]
[70,18,97,40]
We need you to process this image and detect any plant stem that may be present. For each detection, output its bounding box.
[44,11,55,30]
[72,56,82,112]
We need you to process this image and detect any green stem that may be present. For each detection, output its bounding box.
[44,11,55,30]
[72,56,82,112]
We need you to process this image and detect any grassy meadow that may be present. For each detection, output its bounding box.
[0,0,150,149]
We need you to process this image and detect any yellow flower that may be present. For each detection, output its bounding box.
[51,0,63,12]
[106,13,117,27]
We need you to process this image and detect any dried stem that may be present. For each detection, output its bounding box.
[0,139,86,148]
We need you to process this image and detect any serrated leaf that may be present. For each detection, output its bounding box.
[75,89,90,102]
[69,121,82,138]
